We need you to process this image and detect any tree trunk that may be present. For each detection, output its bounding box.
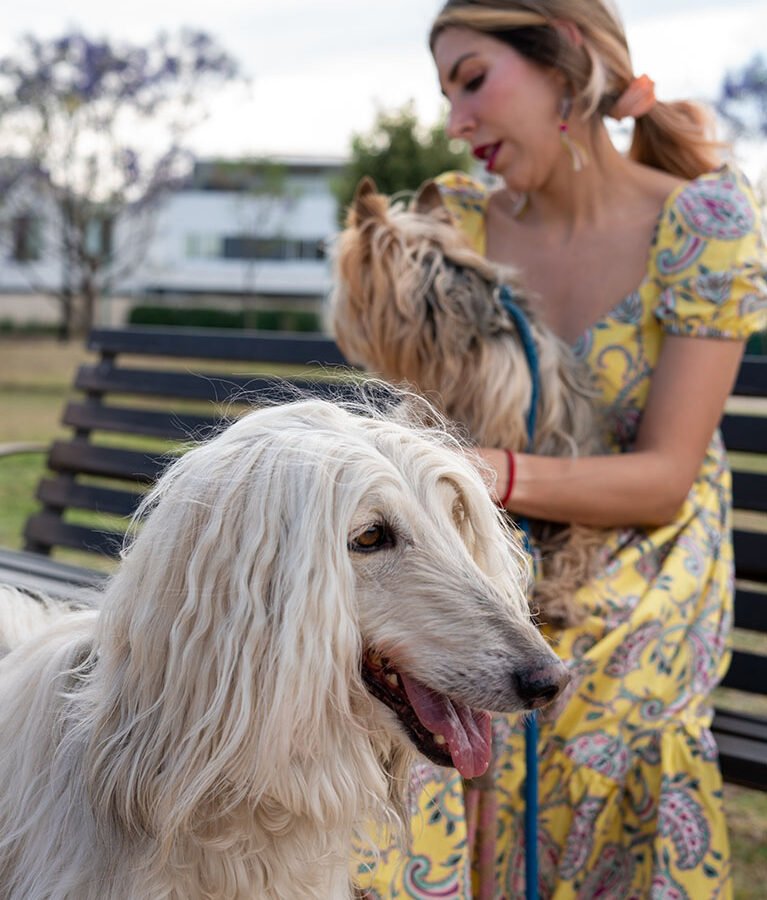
[58,288,74,342]
[72,277,97,339]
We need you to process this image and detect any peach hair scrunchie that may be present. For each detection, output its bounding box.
[609,74,656,121]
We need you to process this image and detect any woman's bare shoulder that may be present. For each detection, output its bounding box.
[636,164,686,204]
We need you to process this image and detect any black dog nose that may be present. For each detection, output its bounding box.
[514,662,570,709]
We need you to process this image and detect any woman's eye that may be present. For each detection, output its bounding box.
[349,523,395,553]
[465,73,485,92]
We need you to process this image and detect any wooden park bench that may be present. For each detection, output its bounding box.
[0,324,765,792]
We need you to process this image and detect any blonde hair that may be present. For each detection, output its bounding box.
[429,0,722,179]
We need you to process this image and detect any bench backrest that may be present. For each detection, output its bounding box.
[716,358,767,736]
[23,326,351,561]
[23,327,767,711]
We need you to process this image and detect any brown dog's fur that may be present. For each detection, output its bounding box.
[329,177,607,628]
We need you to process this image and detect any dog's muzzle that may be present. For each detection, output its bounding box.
[362,650,492,778]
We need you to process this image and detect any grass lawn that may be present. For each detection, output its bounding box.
[0,336,93,550]
[1,336,766,891]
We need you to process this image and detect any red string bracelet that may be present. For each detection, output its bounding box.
[497,449,515,508]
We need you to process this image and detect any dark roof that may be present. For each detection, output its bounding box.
[188,157,346,192]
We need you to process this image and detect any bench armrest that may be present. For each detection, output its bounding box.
[0,442,48,459]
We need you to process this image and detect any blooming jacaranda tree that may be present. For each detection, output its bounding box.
[0,29,241,337]
[717,53,767,140]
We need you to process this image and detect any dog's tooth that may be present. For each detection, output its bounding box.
[386,672,399,687]
[434,734,447,746]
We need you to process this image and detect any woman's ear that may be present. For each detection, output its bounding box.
[551,19,584,49]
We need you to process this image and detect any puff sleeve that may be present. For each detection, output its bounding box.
[652,166,767,339]
[434,171,489,255]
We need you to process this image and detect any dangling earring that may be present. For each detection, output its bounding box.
[559,95,589,172]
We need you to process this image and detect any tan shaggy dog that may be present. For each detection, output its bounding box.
[0,395,568,900]
[330,177,607,629]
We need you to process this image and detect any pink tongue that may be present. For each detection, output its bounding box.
[400,673,492,778]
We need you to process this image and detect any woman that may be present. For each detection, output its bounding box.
[356,1,767,897]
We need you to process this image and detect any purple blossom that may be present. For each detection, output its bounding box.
[0,28,241,336]
[717,53,767,137]
[119,148,141,187]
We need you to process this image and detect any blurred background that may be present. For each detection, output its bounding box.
[3,0,762,162]
[0,0,763,338]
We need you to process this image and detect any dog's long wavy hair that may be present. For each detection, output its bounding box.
[0,395,558,899]
[329,179,606,627]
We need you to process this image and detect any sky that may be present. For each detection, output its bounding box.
[1,0,765,176]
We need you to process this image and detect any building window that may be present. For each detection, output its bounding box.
[11,215,43,262]
[297,239,325,260]
[223,237,285,260]
[219,236,325,261]
[84,216,113,259]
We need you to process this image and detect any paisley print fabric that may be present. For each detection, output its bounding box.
[356,166,767,899]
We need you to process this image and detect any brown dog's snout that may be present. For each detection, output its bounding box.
[513,661,571,710]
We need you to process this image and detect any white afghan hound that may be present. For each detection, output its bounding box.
[0,395,568,900]
[330,177,607,628]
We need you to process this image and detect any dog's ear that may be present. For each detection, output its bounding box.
[413,180,455,225]
[356,175,377,198]
[347,176,386,226]
[413,180,444,214]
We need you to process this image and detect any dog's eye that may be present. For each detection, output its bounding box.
[349,523,395,553]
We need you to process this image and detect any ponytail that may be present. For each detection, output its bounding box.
[628,100,723,180]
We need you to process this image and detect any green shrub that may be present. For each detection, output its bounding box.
[746,331,767,355]
[127,305,320,332]
[0,318,59,336]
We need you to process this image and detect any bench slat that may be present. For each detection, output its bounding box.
[714,710,767,743]
[732,471,767,514]
[75,366,355,404]
[62,401,220,441]
[36,478,144,518]
[733,529,767,581]
[734,356,767,398]
[721,414,767,454]
[24,512,125,558]
[0,547,106,589]
[47,441,174,484]
[713,730,767,791]
[87,326,347,366]
[720,649,767,693]
[734,588,767,633]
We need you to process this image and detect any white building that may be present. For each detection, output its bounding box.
[126,157,344,305]
[0,156,346,327]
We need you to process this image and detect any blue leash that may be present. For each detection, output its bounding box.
[498,285,540,900]
[498,287,540,451]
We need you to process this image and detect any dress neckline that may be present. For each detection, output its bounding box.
[481,173,700,347]
[569,174,701,347]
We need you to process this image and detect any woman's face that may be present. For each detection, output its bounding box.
[433,27,565,192]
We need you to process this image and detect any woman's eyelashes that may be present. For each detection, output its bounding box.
[464,72,485,92]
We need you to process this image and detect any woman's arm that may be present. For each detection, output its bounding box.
[480,334,745,528]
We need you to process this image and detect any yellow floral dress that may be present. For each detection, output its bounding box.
[356,165,767,899]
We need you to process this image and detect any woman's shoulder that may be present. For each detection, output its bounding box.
[433,170,490,210]
[433,171,490,253]
[659,164,760,246]
[652,164,763,282]
[651,165,767,339]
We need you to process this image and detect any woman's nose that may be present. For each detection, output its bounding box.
[446,104,473,141]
